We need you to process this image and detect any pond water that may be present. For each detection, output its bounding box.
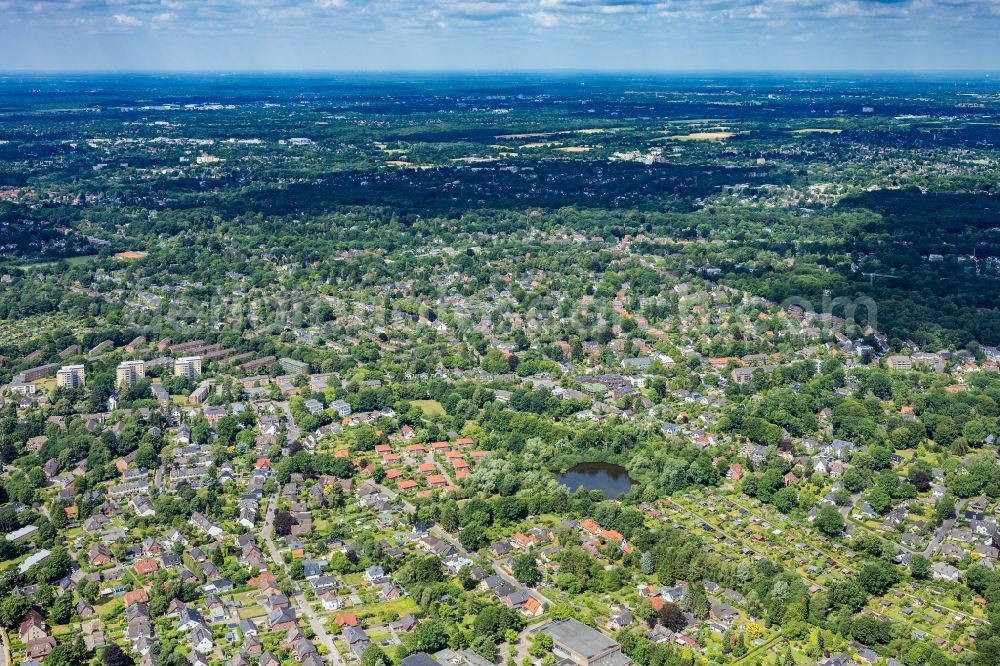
[556,462,635,499]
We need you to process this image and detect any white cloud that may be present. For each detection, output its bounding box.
[595,4,644,14]
[0,0,996,62]
[258,5,307,20]
[112,13,142,26]
[529,9,558,25]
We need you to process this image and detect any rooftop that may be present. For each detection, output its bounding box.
[543,618,621,659]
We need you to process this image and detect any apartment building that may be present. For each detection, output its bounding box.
[116,360,146,388]
[279,357,309,375]
[56,364,86,389]
[174,356,203,379]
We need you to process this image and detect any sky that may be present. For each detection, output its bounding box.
[0,0,998,72]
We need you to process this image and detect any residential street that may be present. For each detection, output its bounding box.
[425,449,456,486]
[372,481,416,515]
[429,526,555,609]
[371,480,554,610]
[262,493,344,665]
[277,400,301,443]
[1,628,9,666]
[924,517,956,558]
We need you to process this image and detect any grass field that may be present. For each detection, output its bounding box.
[411,399,446,416]
[7,253,98,269]
[669,131,736,140]
[0,553,29,573]
[496,128,615,140]
[349,597,418,621]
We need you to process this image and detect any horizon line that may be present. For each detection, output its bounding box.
[1,68,999,76]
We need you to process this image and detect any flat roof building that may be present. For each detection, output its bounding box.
[279,357,309,376]
[886,355,913,372]
[174,356,203,379]
[541,619,631,666]
[56,364,86,389]
[18,549,51,575]
[5,525,39,542]
[116,360,146,388]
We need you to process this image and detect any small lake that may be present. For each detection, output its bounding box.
[556,462,635,499]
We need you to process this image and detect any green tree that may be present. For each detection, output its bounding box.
[867,487,893,515]
[782,647,795,666]
[858,561,900,596]
[0,596,31,628]
[529,633,553,658]
[935,495,956,524]
[687,581,709,619]
[471,635,499,662]
[458,523,489,551]
[412,619,449,653]
[360,645,389,666]
[842,468,866,493]
[829,580,867,612]
[482,349,509,374]
[135,443,158,470]
[640,551,655,575]
[909,555,931,580]
[815,506,845,536]
[44,637,89,666]
[49,593,75,624]
[289,559,305,580]
[512,553,541,585]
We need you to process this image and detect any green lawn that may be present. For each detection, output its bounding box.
[411,400,446,417]
[239,605,267,619]
[96,598,124,617]
[350,597,418,622]
[6,254,98,269]
[342,572,364,586]
[0,553,29,573]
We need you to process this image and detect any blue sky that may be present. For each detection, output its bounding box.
[0,0,998,71]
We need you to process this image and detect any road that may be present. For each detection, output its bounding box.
[372,481,416,515]
[276,401,301,443]
[837,491,862,519]
[839,492,954,559]
[0,627,9,666]
[924,517,955,558]
[369,481,553,612]
[428,526,555,610]
[425,450,455,486]
[262,493,344,665]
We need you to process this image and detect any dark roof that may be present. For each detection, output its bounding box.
[401,654,444,666]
